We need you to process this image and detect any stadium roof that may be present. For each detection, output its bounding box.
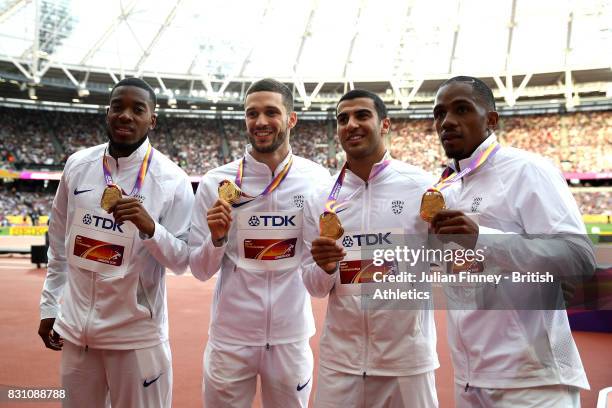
[0,0,611,110]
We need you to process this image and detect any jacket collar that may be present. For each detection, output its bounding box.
[104,138,151,169]
[243,144,293,176]
[344,150,392,186]
[448,133,497,173]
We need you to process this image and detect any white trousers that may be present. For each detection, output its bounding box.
[61,340,172,408]
[203,339,313,408]
[454,383,581,408]
[314,365,438,408]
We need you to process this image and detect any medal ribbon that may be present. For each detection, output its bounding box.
[102,143,154,196]
[432,141,499,191]
[231,155,293,208]
[324,157,391,213]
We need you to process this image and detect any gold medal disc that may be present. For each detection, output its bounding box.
[101,185,122,212]
[419,189,446,222]
[319,212,344,240]
[218,180,242,204]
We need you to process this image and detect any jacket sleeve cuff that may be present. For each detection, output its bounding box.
[205,235,227,254]
[188,235,227,281]
[40,306,58,320]
[315,263,338,285]
[141,221,164,246]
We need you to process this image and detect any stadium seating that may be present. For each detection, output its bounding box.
[0,107,610,226]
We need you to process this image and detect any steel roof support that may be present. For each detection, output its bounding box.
[79,0,138,66]
[134,0,183,75]
[342,0,366,82]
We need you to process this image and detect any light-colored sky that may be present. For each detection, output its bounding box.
[0,0,610,81]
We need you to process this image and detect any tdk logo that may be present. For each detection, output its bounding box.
[342,236,354,247]
[84,214,124,233]
[248,215,296,227]
[345,233,392,247]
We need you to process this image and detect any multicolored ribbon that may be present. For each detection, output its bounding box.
[102,143,154,196]
[432,141,499,191]
[324,157,391,213]
[231,155,294,208]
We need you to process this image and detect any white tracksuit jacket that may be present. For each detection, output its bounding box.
[189,149,330,346]
[302,156,440,376]
[40,140,194,350]
[442,134,594,389]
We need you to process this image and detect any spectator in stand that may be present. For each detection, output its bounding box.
[0,106,609,174]
[0,186,54,225]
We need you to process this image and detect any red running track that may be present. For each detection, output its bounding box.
[0,259,610,407]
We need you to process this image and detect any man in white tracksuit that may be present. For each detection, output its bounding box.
[189,78,330,407]
[303,89,439,407]
[38,77,194,407]
[430,76,595,407]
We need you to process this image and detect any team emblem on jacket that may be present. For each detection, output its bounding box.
[391,200,404,215]
[82,214,92,225]
[471,196,482,212]
[293,194,304,209]
[248,215,260,227]
[342,236,354,248]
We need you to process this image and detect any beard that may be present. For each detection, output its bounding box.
[247,126,289,154]
[106,126,149,153]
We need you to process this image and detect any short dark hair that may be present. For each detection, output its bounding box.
[337,89,388,119]
[111,77,156,108]
[438,76,496,110]
[245,78,294,113]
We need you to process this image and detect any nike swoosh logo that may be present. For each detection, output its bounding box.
[74,188,94,195]
[297,377,310,391]
[143,373,163,387]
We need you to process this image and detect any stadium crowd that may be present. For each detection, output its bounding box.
[572,190,612,216]
[1,106,610,175]
[0,187,53,227]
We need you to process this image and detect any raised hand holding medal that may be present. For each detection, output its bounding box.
[218,180,242,204]
[420,141,500,223]
[319,212,344,240]
[101,185,123,212]
[319,163,348,239]
[420,189,447,223]
[208,155,294,246]
[102,144,156,236]
[223,155,293,208]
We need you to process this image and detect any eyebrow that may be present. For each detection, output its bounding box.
[109,97,146,104]
[246,105,281,111]
[336,108,372,118]
[434,97,475,109]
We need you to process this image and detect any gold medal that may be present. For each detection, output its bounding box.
[101,185,122,212]
[419,189,446,222]
[319,212,344,240]
[218,180,242,204]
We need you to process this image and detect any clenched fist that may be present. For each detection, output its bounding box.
[207,199,233,245]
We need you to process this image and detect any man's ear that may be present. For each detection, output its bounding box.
[150,113,158,130]
[487,111,499,133]
[381,117,391,135]
[288,111,298,130]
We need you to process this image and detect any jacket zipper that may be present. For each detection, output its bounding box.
[362,180,370,377]
[81,272,97,350]
[265,171,275,350]
[458,177,471,386]
[458,311,471,388]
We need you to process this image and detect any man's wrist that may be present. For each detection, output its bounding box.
[322,262,339,275]
[139,221,156,240]
[212,236,227,247]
